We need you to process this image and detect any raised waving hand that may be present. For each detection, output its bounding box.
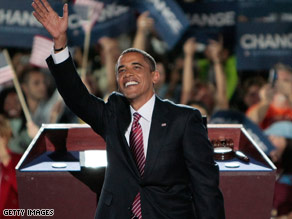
[32,0,68,49]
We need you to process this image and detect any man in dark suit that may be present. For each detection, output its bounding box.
[32,0,225,218]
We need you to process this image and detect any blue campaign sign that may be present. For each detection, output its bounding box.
[132,0,189,50]
[210,110,275,155]
[0,0,136,48]
[68,1,136,47]
[179,1,237,45]
[237,1,292,23]
[0,0,50,48]
[236,22,292,70]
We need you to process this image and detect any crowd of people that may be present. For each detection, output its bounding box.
[1,8,292,219]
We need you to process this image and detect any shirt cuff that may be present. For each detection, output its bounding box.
[51,47,69,64]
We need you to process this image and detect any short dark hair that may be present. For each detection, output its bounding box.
[242,76,266,93]
[116,48,157,73]
[20,66,42,84]
[0,87,16,115]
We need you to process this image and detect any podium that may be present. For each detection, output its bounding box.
[16,124,106,219]
[16,124,276,219]
[208,124,276,219]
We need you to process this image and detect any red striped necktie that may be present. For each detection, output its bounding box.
[130,112,146,219]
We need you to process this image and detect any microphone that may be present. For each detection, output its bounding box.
[234,150,250,163]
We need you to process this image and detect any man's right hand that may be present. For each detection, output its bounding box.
[32,0,68,50]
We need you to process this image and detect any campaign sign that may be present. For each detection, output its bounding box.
[0,0,49,48]
[237,1,292,23]
[236,22,292,70]
[69,1,136,46]
[210,109,275,155]
[132,0,189,49]
[0,0,135,48]
[179,1,237,45]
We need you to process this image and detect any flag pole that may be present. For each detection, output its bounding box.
[76,0,103,80]
[3,49,32,123]
[81,27,91,80]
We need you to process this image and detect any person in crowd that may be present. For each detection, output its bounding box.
[76,36,121,101]
[181,37,229,117]
[264,121,292,219]
[0,115,22,219]
[97,37,121,98]
[20,66,56,125]
[20,65,77,126]
[246,63,292,129]
[132,11,168,57]
[11,51,30,78]
[84,37,121,100]
[71,46,104,98]
[0,87,37,154]
[159,56,183,103]
[132,11,181,103]
[32,0,225,218]
[132,11,154,52]
[195,36,238,101]
[233,76,266,113]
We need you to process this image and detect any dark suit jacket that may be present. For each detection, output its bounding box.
[47,55,225,219]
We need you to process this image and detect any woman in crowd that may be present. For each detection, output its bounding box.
[0,115,22,219]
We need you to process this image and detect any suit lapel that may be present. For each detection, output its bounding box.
[116,95,140,177]
[144,96,169,178]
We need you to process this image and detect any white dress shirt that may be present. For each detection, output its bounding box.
[51,47,69,64]
[125,95,155,157]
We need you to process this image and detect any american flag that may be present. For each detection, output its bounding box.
[29,35,54,68]
[74,0,103,32]
[0,51,14,84]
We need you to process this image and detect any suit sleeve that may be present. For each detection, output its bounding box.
[46,55,106,137]
[183,109,225,219]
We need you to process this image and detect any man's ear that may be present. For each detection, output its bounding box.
[152,70,160,85]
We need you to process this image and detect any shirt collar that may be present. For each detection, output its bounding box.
[130,94,155,122]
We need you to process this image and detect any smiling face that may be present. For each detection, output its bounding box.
[116,51,160,110]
